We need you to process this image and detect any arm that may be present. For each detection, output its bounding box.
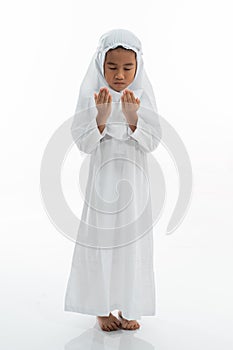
[122,90,162,153]
[71,113,108,154]
[127,109,162,153]
[71,88,112,154]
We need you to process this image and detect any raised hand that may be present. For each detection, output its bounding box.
[94,87,112,121]
[121,89,140,126]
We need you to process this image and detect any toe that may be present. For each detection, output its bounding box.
[104,324,111,332]
[126,321,132,330]
[109,323,115,331]
[123,321,128,329]
[111,322,118,330]
[115,320,121,327]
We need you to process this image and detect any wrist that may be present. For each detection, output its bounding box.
[128,124,137,132]
[96,113,108,126]
[125,112,138,126]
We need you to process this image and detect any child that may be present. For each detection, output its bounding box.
[64,29,162,332]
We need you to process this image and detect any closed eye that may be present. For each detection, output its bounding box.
[109,68,132,71]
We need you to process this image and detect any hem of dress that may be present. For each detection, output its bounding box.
[64,304,156,320]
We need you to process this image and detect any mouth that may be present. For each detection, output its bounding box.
[114,82,125,85]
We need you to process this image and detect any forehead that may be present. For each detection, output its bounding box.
[104,48,136,64]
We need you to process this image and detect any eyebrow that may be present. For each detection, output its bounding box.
[106,62,135,66]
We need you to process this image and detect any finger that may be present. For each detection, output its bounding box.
[104,90,110,103]
[130,91,136,104]
[123,90,129,103]
[125,90,132,103]
[127,91,133,103]
[121,94,126,105]
[102,87,108,95]
[96,89,103,103]
[108,93,112,103]
[104,88,110,102]
[96,93,102,105]
[99,89,106,104]
[98,88,105,98]
[98,88,104,96]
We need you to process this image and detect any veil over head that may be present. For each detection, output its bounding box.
[71,28,162,154]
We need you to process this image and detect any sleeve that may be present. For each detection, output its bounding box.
[127,107,162,153]
[71,115,108,154]
[71,96,109,154]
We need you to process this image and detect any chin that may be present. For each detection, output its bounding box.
[111,87,123,93]
[109,82,129,93]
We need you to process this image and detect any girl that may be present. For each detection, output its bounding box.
[64,29,162,332]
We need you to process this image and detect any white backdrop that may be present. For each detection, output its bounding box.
[1,0,233,349]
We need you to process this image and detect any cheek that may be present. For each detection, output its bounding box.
[104,71,114,84]
[105,71,112,80]
[128,70,136,81]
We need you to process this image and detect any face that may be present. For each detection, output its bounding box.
[104,47,137,92]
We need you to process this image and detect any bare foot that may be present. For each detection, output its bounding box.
[97,312,122,332]
[118,310,140,330]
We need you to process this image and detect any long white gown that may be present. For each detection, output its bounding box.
[64,97,160,320]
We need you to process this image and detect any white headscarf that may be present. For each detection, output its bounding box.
[71,28,162,153]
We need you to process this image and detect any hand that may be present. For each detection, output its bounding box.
[94,87,112,122]
[121,89,140,126]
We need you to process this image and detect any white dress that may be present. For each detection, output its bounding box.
[64,98,160,320]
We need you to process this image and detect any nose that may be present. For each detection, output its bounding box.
[115,70,124,80]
